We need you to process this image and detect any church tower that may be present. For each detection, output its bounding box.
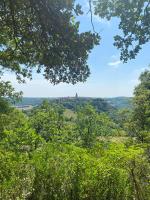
[75,93,78,98]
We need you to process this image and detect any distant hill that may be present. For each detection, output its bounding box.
[13,97,132,112]
[53,97,116,113]
[14,97,115,113]
[13,97,55,107]
[105,97,133,109]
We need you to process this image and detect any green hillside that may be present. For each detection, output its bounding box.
[105,97,133,109]
[14,97,132,112]
[14,97,116,113]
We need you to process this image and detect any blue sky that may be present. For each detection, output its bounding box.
[3,0,150,97]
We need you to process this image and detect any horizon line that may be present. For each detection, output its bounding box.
[22,96,133,98]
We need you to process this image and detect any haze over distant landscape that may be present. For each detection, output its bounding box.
[3,0,150,97]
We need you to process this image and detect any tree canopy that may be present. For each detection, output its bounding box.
[0,89,150,199]
[0,0,99,84]
[132,69,150,142]
[94,0,150,62]
[1,0,150,86]
[0,1,150,199]
[0,80,22,113]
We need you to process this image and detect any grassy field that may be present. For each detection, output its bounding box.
[64,109,77,119]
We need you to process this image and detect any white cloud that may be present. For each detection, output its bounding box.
[108,54,122,69]
[108,60,122,67]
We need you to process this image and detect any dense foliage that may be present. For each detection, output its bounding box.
[0,70,150,199]
[0,80,22,113]
[132,70,150,143]
[0,1,150,199]
[0,0,99,84]
[51,97,116,113]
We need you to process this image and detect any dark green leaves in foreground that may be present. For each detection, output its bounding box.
[132,70,150,142]
[94,0,150,62]
[1,142,150,200]
[0,0,99,84]
[0,70,150,199]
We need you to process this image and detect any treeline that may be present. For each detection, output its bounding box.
[0,70,150,200]
[14,96,132,111]
[14,97,116,113]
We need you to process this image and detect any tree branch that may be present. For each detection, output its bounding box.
[89,0,97,33]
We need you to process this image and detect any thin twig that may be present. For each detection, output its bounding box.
[89,0,97,33]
